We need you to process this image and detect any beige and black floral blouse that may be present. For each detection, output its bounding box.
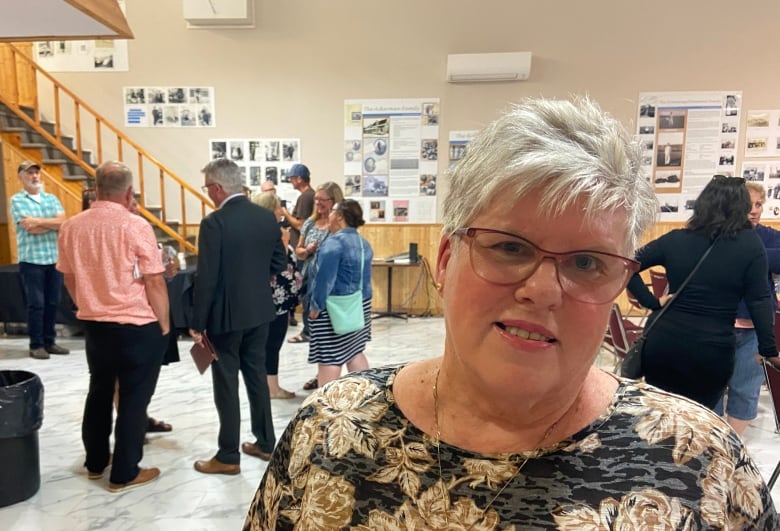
[244,366,778,530]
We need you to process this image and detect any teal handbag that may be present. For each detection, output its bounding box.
[325,238,365,335]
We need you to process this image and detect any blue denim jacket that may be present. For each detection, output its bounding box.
[310,228,373,312]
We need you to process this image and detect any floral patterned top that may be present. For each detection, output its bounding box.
[271,248,301,316]
[243,366,779,530]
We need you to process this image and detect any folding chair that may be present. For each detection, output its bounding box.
[603,304,643,373]
[763,360,780,489]
[649,269,669,299]
[626,288,650,327]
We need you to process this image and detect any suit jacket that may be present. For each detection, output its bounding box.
[191,195,287,334]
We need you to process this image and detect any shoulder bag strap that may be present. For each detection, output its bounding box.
[642,237,718,337]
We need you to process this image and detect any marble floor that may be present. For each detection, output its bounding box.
[0,316,777,530]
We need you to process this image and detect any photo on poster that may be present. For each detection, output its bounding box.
[393,200,409,222]
[151,105,164,126]
[639,104,656,117]
[167,88,186,104]
[638,125,655,134]
[211,141,227,159]
[265,141,280,162]
[345,103,362,126]
[725,94,739,116]
[420,175,436,196]
[363,116,389,137]
[148,89,166,103]
[239,167,247,184]
[653,170,682,191]
[721,139,736,149]
[658,197,679,213]
[198,106,213,126]
[266,167,278,185]
[362,153,388,175]
[249,141,262,162]
[370,200,386,222]
[421,139,438,161]
[363,175,388,196]
[125,88,145,104]
[229,141,244,161]
[371,138,388,156]
[422,102,439,125]
[345,140,361,162]
[345,175,361,196]
[719,153,735,167]
[189,87,211,104]
[742,165,765,182]
[282,141,299,162]
[449,143,467,161]
[163,106,180,126]
[94,40,115,68]
[249,167,262,186]
[281,167,292,184]
[656,142,682,167]
[180,106,198,127]
[746,137,768,155]
[658,110,686,130]
[722,122,738,133]
[747,112,770,128]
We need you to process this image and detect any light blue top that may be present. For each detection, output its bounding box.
[10,190,64,265]
[310,228,373,312]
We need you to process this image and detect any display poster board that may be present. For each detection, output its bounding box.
[124,87,216,128]
[344,98,439,223]
[33,1,129,72]
[636,91,742,222]
[208,138,301,202]
[744,110,780,158]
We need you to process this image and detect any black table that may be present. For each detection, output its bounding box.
[0,264,196,330]
[371,261,422,320]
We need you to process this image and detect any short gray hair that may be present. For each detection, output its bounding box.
[442,97,657,253]
[96,161,133,199]
[201,158,244,195]
[252,190,280,212]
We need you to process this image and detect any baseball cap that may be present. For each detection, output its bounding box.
[287,163,310,180]
[18,161,41,173]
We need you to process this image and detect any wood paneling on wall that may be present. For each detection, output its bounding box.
[0,43,35,107]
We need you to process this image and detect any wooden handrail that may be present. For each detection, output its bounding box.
[0,43,214,254]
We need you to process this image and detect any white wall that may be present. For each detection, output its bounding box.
[47,0,780,215]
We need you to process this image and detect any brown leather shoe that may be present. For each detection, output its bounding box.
[29,348,49,360]
[241,442,272,461]
[108,467,160,493]
[194,457,240,475]
[45,344,70,355]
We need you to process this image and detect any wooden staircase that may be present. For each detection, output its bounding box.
[0,42,211,262]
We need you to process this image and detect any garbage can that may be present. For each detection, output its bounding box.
[0,370,44,508]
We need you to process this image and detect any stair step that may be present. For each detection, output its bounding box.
[63,174,88,181]
[20,142,47,148]
[42,158,68,165]
[2,126,25,132]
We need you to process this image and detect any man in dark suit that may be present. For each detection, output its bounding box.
[189,158,287,475]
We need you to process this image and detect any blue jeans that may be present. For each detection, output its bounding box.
[18,262,62,349]
[714,328,764,420]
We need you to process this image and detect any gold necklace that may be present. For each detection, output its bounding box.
[432,365,563,527]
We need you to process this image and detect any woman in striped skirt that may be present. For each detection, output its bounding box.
[308,199,374,386]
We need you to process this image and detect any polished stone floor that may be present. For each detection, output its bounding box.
[0,316,777,530]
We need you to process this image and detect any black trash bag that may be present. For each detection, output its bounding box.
[0,370,44,438]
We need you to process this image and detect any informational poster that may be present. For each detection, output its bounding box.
[124,87,215,128]
[636,91,742,221]
[449,130,477,167]
[740,160,780,219]
[744,110,780,158]
[344,98,439,223]
[33,1,129,72]
[208,138,301,201]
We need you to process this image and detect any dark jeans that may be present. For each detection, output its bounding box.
[18,262,62,349]
[210,323,275,463]
[265,313,289,376]
[82,320,166,484]
[301,292,312,338]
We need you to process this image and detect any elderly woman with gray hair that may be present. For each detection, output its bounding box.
[244,98,778,529]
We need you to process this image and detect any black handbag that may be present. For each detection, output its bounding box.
[620,239,717,379]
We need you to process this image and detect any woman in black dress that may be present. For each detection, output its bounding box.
[627,176,779,409]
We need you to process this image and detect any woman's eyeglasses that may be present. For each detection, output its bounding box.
[453,227,639,304]
[314,197,333,203]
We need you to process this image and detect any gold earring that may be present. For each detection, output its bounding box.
[435,282,443,292]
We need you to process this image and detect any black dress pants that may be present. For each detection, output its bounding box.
[82,320,165,483]
[210,323,275,464]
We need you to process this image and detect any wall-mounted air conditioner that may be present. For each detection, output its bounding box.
[183,0,255,28]
[446,52,532,83]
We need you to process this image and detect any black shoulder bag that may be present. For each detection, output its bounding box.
[620,239,718,379]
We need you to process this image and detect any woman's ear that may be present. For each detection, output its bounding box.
[435,235,452,290]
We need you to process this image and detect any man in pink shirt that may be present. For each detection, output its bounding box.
[57,161,170,493]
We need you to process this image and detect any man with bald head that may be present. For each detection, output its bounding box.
[57,161,170,492]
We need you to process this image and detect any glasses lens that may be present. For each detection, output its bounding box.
[465,229,635,304]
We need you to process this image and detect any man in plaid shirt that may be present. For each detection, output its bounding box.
[10,161,70,359]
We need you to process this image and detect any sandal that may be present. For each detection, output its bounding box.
[303,377,319,391]
[287,334,310,344]
[146,417,172,433]
[271,389,296,399]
